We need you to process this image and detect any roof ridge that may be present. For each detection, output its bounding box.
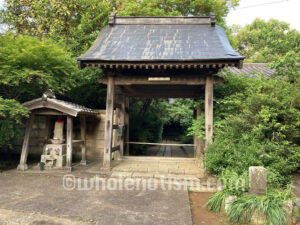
[108,13,215,26]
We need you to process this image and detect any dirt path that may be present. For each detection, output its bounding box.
[189,192,229,225]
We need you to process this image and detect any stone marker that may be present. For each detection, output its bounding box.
[249,166,267,196]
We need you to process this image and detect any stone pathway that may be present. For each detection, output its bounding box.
[144,140,194,158]
[0,171,193,225]
[107,157,218,192]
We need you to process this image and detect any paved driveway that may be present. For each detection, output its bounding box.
[0,171,192,225]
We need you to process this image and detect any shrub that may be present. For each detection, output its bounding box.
[203,73,300,187]
[228,188,294,225]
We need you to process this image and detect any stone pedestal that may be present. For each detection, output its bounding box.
[249,166,267,196]
[40,144,66,169]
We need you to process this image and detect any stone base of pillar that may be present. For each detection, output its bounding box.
[17,163,28,171]
[64,167,72,172]
[80,160,87,166]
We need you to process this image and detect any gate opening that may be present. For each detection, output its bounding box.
[128,98,194,158]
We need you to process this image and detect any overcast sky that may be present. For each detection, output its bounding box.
[227,0,300,30]
[0,0,299,31]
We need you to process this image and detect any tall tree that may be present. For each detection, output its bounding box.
[2,0,240,56]
[116,0,239,26]
[231,18,300,63]
[0,33,77,102]
[2,0,112,55]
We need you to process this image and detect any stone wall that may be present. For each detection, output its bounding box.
[14,110,106,162]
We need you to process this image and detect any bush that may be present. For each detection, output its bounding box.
[206,170,249,213]
[228,188,294,225]
[0,97,28,150]
[203,73,300,187]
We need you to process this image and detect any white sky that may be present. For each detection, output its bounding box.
[227,0,300,31]
[0,0,299,31]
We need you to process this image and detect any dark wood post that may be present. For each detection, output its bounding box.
[17,114,35,171]
[113,95,120,160]
[66,116,73,169]
[103,75,115,170]
[119,95,125,158]
[194,106,205,157]
[80,115,87,165]
[44,116,51,144]
[205,76,214,146]
[124,97,130,155]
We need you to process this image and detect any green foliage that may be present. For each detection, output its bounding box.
[231,18,300,63]
[2,0,240,56]
[188,113,205,139]
[0,33,77,101]
[116,0,240,26]
[228,188,294,225]
[206,170,248,213]
[166,99,194,130]
[0,97,28,149]
[129,99,169,155]
[269,51,300,82]
[2,0,112,55]
[206,190,227,213]
[203,73,300,187]
[0,33,76,151]
[66,67,107,109]
[220,169,249,196]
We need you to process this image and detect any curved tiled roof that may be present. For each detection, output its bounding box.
[226,63,275,78]
[23,94,98,117]
[77,15,244,69]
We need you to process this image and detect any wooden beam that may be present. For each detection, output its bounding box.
[127,142,194,147]
[80,115,87,165]
[99,75,224,85]
[112,124,119,129]
[112,145,120,152]
[86,61,236,70]
[103,75,115,170]
[120,85,204,98]
[17,114,35,171]
[205,76,214,145]
[66,116,73,169]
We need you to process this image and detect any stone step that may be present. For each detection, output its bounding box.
[112,167,206,175]
[109,171,219,192]
[122,156,196,162]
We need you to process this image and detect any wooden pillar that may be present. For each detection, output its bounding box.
[193,108,197,155]
[80,115,87,165]
[113,95,120,160]
[194,106,205,157]
[66,116,73,169]
[103,75,115,170]
[17,114,35,171]
[205,76,214,146]
[124,97,130,156]
[44,116,51,144]
[119,95,125,158]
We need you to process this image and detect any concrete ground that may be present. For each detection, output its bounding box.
[0,169,193,225]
